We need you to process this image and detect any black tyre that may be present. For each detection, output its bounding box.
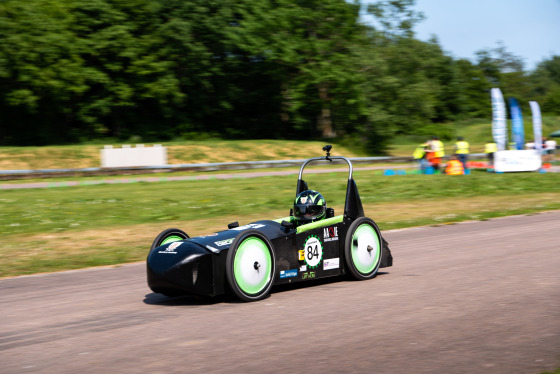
[226,230,275,302]
[150,228,189,251]
[344,217,383,280]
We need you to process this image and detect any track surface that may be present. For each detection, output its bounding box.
[2,211,559,373]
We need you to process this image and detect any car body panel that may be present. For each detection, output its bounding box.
[147,217,391,297]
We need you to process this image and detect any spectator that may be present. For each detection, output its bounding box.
[453,136,469,170]
[427,136,444,172]
[485,140,498,168]
[544,137,557,162]
[413,142,430,173]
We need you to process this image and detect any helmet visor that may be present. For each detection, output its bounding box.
[295,204,324,220]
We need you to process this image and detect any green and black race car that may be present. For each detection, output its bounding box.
[147,145,393,301]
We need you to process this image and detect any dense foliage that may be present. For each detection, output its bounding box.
[0,0,558,149]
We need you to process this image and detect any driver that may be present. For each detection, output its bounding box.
[293,190,326,225]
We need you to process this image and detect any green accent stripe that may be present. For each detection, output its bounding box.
[272,216,295,223]
[296,215,344,233]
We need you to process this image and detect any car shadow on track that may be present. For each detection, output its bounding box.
[143,292,228,306]
[143,272,390,306]
[270,271,390,295]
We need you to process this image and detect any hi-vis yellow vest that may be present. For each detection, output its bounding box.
[455,141,469,154]
[485,142,498,153]
[413,144,427,159]
[433,140,444,157]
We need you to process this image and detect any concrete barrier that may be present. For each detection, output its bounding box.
[100,144,167,168]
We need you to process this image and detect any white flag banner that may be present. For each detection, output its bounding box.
[491,88,507,151]
[529,101,542,151]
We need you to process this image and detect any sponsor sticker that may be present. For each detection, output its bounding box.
[323,258,340,271]
[302,271,316,280]
[214,238,234,247]
[158,243,180,254]
[199,233,218,238]
[280,269,298,279]
[323,226,339,242]
[231,223,266,231]
[168,242,182,250]
[303,235,323,269]
[299,264,307,272]
[298,249,305,261]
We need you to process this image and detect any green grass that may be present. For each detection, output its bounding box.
[1,170,559,277]
[3,170,557,237]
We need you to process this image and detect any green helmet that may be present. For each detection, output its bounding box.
[294,190,326,224]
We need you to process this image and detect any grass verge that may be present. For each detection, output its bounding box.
[1,170,559,278]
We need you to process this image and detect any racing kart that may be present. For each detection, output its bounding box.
[147,145,393,301]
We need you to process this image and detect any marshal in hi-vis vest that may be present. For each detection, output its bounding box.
[413,143,428,159]
[455,141,469,154]
[485,142,498,153]
[432,140,444,158]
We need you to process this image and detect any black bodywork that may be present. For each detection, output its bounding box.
[147,148,393,299]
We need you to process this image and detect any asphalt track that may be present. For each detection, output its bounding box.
[1,211,559,374]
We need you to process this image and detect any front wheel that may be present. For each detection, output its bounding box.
[150,228,189,251]
[226,230,275,301]
[344,217,383,280]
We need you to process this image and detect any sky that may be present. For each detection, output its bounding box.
[363,0,560,71]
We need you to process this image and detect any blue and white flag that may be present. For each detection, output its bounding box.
[509,98,524,150]
[529,101,542,151]
[491,88,507,151]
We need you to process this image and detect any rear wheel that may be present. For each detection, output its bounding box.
[344,218,382,280]
[226,230,275,301]
[150,228,189,251]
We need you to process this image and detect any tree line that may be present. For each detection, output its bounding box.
[0,0,559,151]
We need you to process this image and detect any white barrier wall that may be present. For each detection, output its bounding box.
[494,150,542,172]
[101,145,167,168]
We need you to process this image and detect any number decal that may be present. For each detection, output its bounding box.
[303,235,323,269]
[306,245,318,260]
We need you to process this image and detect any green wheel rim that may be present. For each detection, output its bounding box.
[351,223,381,274]
[161,235,184,245]
[233,237,272,295]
